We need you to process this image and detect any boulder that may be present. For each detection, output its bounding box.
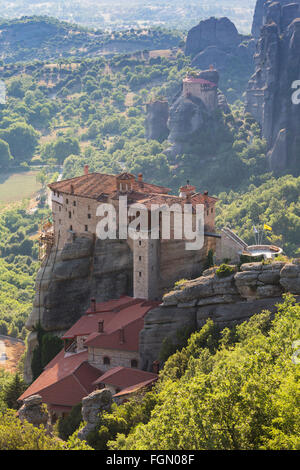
[78,389,113,441]
[18,395,49,428]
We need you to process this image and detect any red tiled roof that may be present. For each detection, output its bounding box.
[62,297,159,352]
[134,192,218,209]
[48,172,170,199]
[94,366,158,390]
[84,317,144,351]
[19,350,102,407]
[113,378,158,398]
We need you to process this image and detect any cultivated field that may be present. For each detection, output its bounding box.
[0,171,41,204]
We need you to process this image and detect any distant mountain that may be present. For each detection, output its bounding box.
[0,1,257,33]
[0,16,182,63]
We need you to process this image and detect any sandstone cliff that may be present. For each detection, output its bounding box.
[185,17,255,76]
[139,260,300,370]
[24,235,133,382]
[252,0,300,38]
[165,69,231,160]
[145,100,169,142]
[247,3,300,174]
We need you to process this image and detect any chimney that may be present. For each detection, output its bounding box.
[119,327,125,344]
[98,320,104,333]
[138,173,143,182]
[152,360,160,375]
[90,298,96,312]
[84,164,89,175]
[70,184,74,194]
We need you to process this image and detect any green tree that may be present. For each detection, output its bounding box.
[3,373,26,410]
[0,410,92,450]
[0,139,12,168]
[0,123,39,162]
[109,296,300,450]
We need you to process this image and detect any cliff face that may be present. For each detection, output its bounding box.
[24,236,133,382]
[185,17,241,57]
[165,70,231,160]
[185,16,255,75]
[140,261,300,370]
[247,4,300,174]
[145,100,169,142]
[252,0,300,38]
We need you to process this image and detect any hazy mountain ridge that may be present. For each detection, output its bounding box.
[0,0,256,33]
[0,16,182,63]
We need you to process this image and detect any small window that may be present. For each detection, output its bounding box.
[139,272,142,278]
[59,219,61,225]
[103,356,110,365]
[69,211,72,219]
[70,225,73,231]
[85,225,88,232]
[131,359,138,368]
[211,208,214,213]
[73,201,76,207]
[139,241,142,246]
[66,199,69,204]
[59,206,61,212]
[88,214,91,219]
[139,256,142,261]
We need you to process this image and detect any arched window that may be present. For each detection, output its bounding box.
[131,359,138,368]
[103,356,110,366]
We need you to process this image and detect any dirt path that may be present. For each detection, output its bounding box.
[0,339,7,363]
[0,336,25,373]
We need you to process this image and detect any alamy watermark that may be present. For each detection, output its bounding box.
[291,80,300,104]
[95,196,205,251]
[0,80,6,104]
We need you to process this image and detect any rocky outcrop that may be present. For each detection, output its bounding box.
[185,17,240,57]
[252,0,300,38]
[24,235,133,382]
[78,389,112,441]
[140,260,300,369]
[185,16,255,79]
[145,100,169,142]
[18,395,49,428]
[247,4,300,174]
[165,69,231,160]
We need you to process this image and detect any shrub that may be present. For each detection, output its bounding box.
[215,264,236,278]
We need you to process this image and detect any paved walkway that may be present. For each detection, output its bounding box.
[0,339,7,363]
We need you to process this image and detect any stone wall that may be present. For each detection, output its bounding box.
[140,260,300,370]
[88,347,140,372]
[182,83,218,113]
